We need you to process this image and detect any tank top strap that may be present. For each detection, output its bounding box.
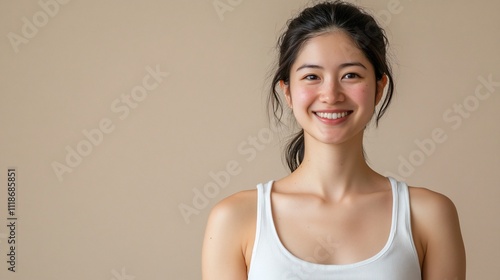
[389,177,420,267]
[251,181,273,265]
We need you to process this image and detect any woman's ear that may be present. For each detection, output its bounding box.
[375,75,388,106]
[280,80,292,108]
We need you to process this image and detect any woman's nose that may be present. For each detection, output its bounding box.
[318,80,344,104]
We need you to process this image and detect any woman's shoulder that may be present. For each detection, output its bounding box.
[211,189,258,217]
[407,185,463,262]
[203,188,260,278]
[408,185,458,218]
[206,188,258,232]
[408,185,460,232]
[407,185,466,277]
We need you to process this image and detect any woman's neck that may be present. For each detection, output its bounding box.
[287,131,383,200]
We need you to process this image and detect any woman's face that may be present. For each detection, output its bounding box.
[281,30,387,146]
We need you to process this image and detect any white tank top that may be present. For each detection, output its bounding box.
[247,177,421,280]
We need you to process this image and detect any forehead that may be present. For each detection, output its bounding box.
[293,31,370,69]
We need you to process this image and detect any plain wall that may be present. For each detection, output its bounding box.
[0,0,499,279]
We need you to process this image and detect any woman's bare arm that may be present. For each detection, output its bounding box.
[202,191,256,280]
[411,187,466,280]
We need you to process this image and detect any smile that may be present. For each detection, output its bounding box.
[314,111,352,120]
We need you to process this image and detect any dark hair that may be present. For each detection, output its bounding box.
[268,0,394,172]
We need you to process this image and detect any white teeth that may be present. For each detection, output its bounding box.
[316,111,349,120]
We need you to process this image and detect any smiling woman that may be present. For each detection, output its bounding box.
[202,1,466,279]
[280,31,387,149]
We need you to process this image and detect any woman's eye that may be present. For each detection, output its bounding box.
[343,73,359,79]
[304,74,319,80]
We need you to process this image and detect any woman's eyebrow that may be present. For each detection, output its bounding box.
[296,64,323,71]
[339,62,367,69]
[296,62,367,72]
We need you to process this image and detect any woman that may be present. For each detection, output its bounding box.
[202,1,466,279]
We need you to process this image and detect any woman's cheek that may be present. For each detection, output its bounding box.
[350,84,375,103]
[294,87,317,103]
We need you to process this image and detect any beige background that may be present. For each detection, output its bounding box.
[0,0,499,279]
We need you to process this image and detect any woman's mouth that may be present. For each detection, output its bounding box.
[314,111,352,120]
